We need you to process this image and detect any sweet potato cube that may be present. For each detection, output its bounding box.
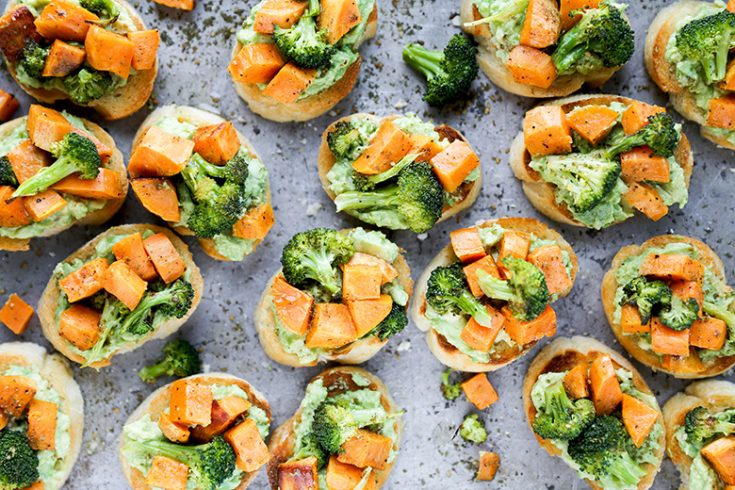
[0,89,19,122]
[463,255,500,297]
[620,147,671,183]
[102,260,147,310]
[409,134,444,163]
[27,399,57,451]
[319,0,362,44]
[670,280,704,315]
[502,305,556,345]
[0,186,31,227]
[460,307,505,352]
[254,0,307,33]
[621,101,665,135]
[305,303,357,349]
[566,105,620,145]
[278,457,319,490]
[559,0,599,29]
[347,295,393,338]
[69,127,112,162]
[158,411,190,443]
[707,96,735,130]
[523,105,572,156]
[262,63,316,105]
[59,304,100,351]
[342,264,382,301]
[0,6,40,63]
[527,245,572,296]
[192,122,240,165]
[85,25,135,79]
[23,190,67,222]
[34,0,99,42]
[621,394,659,448]
[190,395,251,442]
[232,203,275,241]
[506,45,558,89]
[128,30,159,71]
[112,233,158,282]
[326,456,368,490]
[352,119,413,175]
[131,178,181,222]
[722,59,735,91]
[624,182,668,221]
[58,257,109,303]
[0,412,7,431]
[143,233,186,284]
[7,139,51,183]
[461,373,499,410]
[563,363,589,399]
[229,43,286,84]
[589,354,623,415]
[0,293,34,335]
[730,0,735,13]
[128,126,195,177]
[639,253,704,283]
[145,456,189,490]
[620,304,650,334]
[690,317,728,351]
[224,419,271,472]
[430,140,480,193]
[0,375,36,417]
[53,168,123,200]
[26,105,72,152]
[272,275,314,336]
[338,429,393,470]
[169,379,213,426]
[702,436,735,484]
[499,231,530,276]
[520,0,560,48]
[450,227,486,263]
[477,451,500,481]
[152,0,194,10]
[345,252,398,284]
[42,39,85,77]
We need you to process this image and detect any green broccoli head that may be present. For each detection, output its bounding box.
[532,378,596,441]
[18,39,49,81]
[62,68,116,105]
[0,429,39,490]
[188,152,250,187]
[426,263,494,327]
[402,34,479,107]
[121,280,194,335]
[274,16,334,69]
[441,369,462,401]
[459,413,488,444]
[684,406,735,448]
[605,113,680,159]
[476,258,550,321]
[620,276,672,324]
[138,338,202,383]
[0,157,18,187]
[327,120,372,161]
[675,10,735,84]
[80,0,119,19]
[368,302,407,340]
[659,295,699,331]
[313,403,358,454]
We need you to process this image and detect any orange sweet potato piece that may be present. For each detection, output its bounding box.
[152,0,194,10]
[319,0,362,44]
[232,203,275,241]
[563,363,589,399]
[502,305,557,344]
[42,39,85,77]
[338,429,393,470]
[623,183,668,221]
[130,178,181,222]
[670,280,704,315]
[506,45,558,89]
[559,0,599,29]
[190,395,251,442]
[278,457,319,490]
[702,436,735,484]
[0,293,34,335]
[707,96,735,130]
[85,25,135,79]
[27,398,57,451]
[102,260,148,310]
[523,105,572,156]
[262,63,316,105]
[430,140,480,193]
[527,245,572,296]
[460,307,505,352]
[352,120,413,176]
[498,231,530,277]
[326,456,368,490]
[721,59,735,91]
[409,134,444,163]
[520,0,561,48]
[229,43,286,84]
[143,233,186,284]
[34,0,99,42]
[621,101,665,135]
[193,122,240,165]
[0,375,36,417]
[639,253,704,283]
[620,147,671,183]
[463,255,500,297]
[450,227,486,263]
[112,233,158,282]
[620,304,650,334]
[662,352,705,375]
[345,252,398,284]
[0,412,7,431]
[690,316,728,350]
[59,304,100,351]
[621,394,659,447]
[461,373,499,410]
[729,0,735,13]
[58,257,109,303]
[169,379,213,426]
[158,411,190,443]
[7,139,51,183]
[26,105,72,152]
[254,0,307,33]
[0,90,19,122]
[347,295,393,338]
[589,355,623,415]
[127,30,159,71]
[0,6,41,63]
[305,303,357,349]
[0,185,31,227]
[272,275,314,336]
[565,105,619,145]
[146,456,189,490]
[224,419,271,472]
[651,317,690,357]
[23,189,66,222]
[53,168,123,200]
[477,451,500,481]
[68,127,111,162]
[128,126,195,178]
[342,264,382,301]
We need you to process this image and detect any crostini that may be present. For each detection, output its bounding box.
[645,1,735,150]
[523,336,665,490]
[38,224,203,368]
[0,341,84,490]
[129,105,274,262]
[255,227,412,367]
[267,366,402,489]
[0,0,159,120]
[411,217,578,372]
[460,0,634,97]
[663,380,735,489]
[602,234,735,378]
[0,104,127,252]
[119,373,271,489]
[510,94,693,229]
[228,0,377,122]
[318,113,482,233]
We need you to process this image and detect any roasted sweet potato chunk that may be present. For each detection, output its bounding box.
[42,39,85,77]
[523,105,572,156]
[589,355,622,415]
[461,373,499,410]
[229,43,286,84]
[58,257,109,303]
[0,293,34,335]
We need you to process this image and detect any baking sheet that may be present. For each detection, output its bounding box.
[0,0,733,488]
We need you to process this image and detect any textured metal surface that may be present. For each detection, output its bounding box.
[0,0,733,488]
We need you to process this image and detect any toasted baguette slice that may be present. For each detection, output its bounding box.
[523,336,666,490]
[663,380,735,490]
[410,217,578,372]
[118,373,271,489]
[317,113,482,226]
[644,0,735,150]
[0,341,84,488]
[3,1,157,121]
[266,366,402,489]
[38,224,203,368]
[602,234,735,378]
[130,105,273,261]
[509,94,694,228]
[230,6,377,122]
[254,229,413,367]
[0,113,128,252]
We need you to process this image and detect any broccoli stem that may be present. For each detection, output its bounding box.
[455,290,493,327]
[302,249,343,294]
[704,300,735,326]
[402,45,443,80]
[120,294,169,333]
[476,270,514,302]
[366,154,417,186]
[334,185,401,212]
[12,159,80,197]
[609,452,647,486]
[138,361,170,382]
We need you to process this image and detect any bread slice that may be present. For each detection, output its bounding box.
[266,366,402,489]
[601,234,735,378]
[410,217,579,372]
[3,0,157,121]
[509,94,694,227]
[0,113,128,252]
[663,380,735,490]
[118,373,271,489]
[522,336,666,490]
[0,341,84,488]
[130,104,272,261]
[38,224,204,368]
[230,6,377,122]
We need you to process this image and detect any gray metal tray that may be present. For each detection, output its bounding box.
[1,0,732,488]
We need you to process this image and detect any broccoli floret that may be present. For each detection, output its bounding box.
[684,406,735,447]
[292,431,327,467]
[274,16,334,69]
[441,369,462,401]
[703,300,735,328]
[568,416,647,487]
[675,10,735,84]
[187,152,250,186]
[327,121,370,161]
[281,228,355,297]
[367,302,407,340]
[120,280,194,335]
[62,68,116,105]
[80,0,119,19]
[532,378,596,440]
[18,39,49,80]
[477,257,550,321]
[138,338,202,383]
[312,402,386,454]
[459,414,488,444]
[620,276,672,324]
[402,34,479,107]
[334,162,444,233]
[426,263,494,327]
[551,2,634,74]
[604,113,679,159]
[126,435,235,490]
[572,131,596,154]
[0,430,39,490]
[12,132,101,197]
[0,157,18,187]
[659,295,699,331]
